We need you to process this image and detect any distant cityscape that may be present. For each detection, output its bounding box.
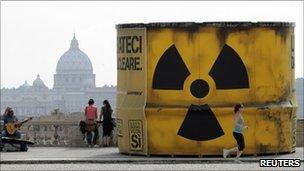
[1,35,116,117]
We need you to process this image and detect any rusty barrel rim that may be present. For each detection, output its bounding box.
[116,22,295,29]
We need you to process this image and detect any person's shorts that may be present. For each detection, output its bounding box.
[233,132,245,151]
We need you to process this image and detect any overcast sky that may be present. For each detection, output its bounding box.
[1,1,303,89]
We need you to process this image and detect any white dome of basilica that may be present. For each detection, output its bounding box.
[53,34,96,90]
[56,34,93,74]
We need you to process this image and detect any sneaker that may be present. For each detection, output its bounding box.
[223,149,228,158]
[94,144,99,148]
[234,158,243,163]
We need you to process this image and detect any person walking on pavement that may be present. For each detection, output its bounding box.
[223,103,248,162]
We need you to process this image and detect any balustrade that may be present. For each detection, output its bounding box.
[0,120,117,147]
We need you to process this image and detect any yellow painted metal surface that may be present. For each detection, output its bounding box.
[116,22,297,155]
[116,28,147,155]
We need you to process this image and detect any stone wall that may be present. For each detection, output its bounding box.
[297,119,304,147]
[0,110,118,147]
[21,121,118,147]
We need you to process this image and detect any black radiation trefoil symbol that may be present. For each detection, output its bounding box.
[152,44,250,141]
[178,104,224,141]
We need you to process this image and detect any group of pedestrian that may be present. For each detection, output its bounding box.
[82,100,249,160]
[1,100,248,160]
[80,99,115,148]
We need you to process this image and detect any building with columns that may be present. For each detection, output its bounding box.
[1,35,116,117]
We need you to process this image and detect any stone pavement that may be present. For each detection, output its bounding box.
[0,147,303,164]
[1,163,303,171]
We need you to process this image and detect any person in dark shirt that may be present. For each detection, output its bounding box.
[1,107,21,139]
[99,100,114,147]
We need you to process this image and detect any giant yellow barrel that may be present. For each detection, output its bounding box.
[116,22,297,155]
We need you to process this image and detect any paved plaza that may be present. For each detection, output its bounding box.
[1,163,303,170]
[0,147,303,170]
